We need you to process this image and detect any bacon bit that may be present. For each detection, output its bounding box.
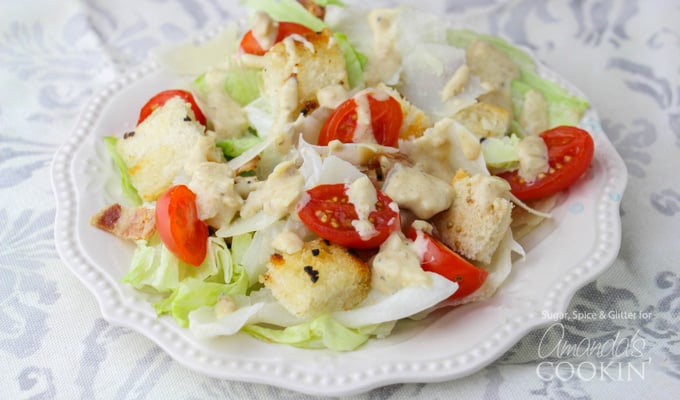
[90,203,155,240]
[297,0,325,19]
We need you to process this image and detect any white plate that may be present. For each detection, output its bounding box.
[51,31,628,396]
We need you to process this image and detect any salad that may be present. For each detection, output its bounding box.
[90,0,594,351]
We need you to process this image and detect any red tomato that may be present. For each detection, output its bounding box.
[297,183,400,249]
[239,22,315,56]
[137,89,206,126]
[155,185,209,266]
[497,125,594,201]
[406,227,488,300]
[317,94,403,147]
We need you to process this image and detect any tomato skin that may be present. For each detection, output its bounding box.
[406,227,488,300]
[137,89,206,126]
[297,183,400,249]
[155,185,209,266]
[239,22,315,56]
[498,126,594,201]
[318,94,403,147]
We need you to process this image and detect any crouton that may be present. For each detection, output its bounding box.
[116,97,220,201]
[262,238,371,319]
[262,29,348,119]
[453,102,511,138]
[377,83,432,139]
[432,170,513,264]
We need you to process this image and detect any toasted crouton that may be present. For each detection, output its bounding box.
[116,97,221,201]
[453,102,511,138]
[262,238,370,319]
[377,84,432,139]
[262,29,348,119]
[432,170,513,264]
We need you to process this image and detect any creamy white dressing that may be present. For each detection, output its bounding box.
[456,124,482,160]
[188,162,243,231]
[316,84,349,109]
[468,174,511,207]
[240,160,305,218]
[194,67,249,140]
[520,89,548,136]
[352,92,377,144]
[371,232,431,294]
[346,175,378,240]
[382,163,453,220]
[517,135,549,182]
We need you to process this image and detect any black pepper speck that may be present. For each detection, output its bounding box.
[303,265,319,283]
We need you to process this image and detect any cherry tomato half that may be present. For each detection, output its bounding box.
[239,21,315,56]
[497,125,594,201]
[317,94,403,147]
[297,183,400,249]
[406,227,488,300]
[155,185,209,266]
[138,89,206,126]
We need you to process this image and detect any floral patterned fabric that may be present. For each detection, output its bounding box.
[1,0,678,398]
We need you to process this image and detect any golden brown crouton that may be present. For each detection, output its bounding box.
[377,83,432,139]
[432,170,513,264]
[262,238,371,319]
[262,29,348,119]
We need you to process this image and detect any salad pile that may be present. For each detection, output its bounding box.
[91,0,594,351]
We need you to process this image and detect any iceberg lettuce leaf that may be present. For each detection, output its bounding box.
[333,32,366,89]
[104,136,142,206]
[243,314,372,351]
[153,269,249,327]
[216,133,263,160]
[122,237,229,293]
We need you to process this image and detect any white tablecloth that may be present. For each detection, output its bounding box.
[2,0,679,398]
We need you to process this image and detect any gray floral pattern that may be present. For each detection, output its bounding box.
[1,0,679,398]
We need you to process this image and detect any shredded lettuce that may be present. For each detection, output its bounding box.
[154,268,249,327]
[481,134,522,171]
[150,238,250,327]
[104,136,142,206]
[333,32,366,89]
[242,314,372,351]
[194,65,262,109]
[231,232,253,266]
[223,66,262,106]
[216,132,263,159]
[240,0,326,31]
[122,237,231,293]
[513,73,590,128]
